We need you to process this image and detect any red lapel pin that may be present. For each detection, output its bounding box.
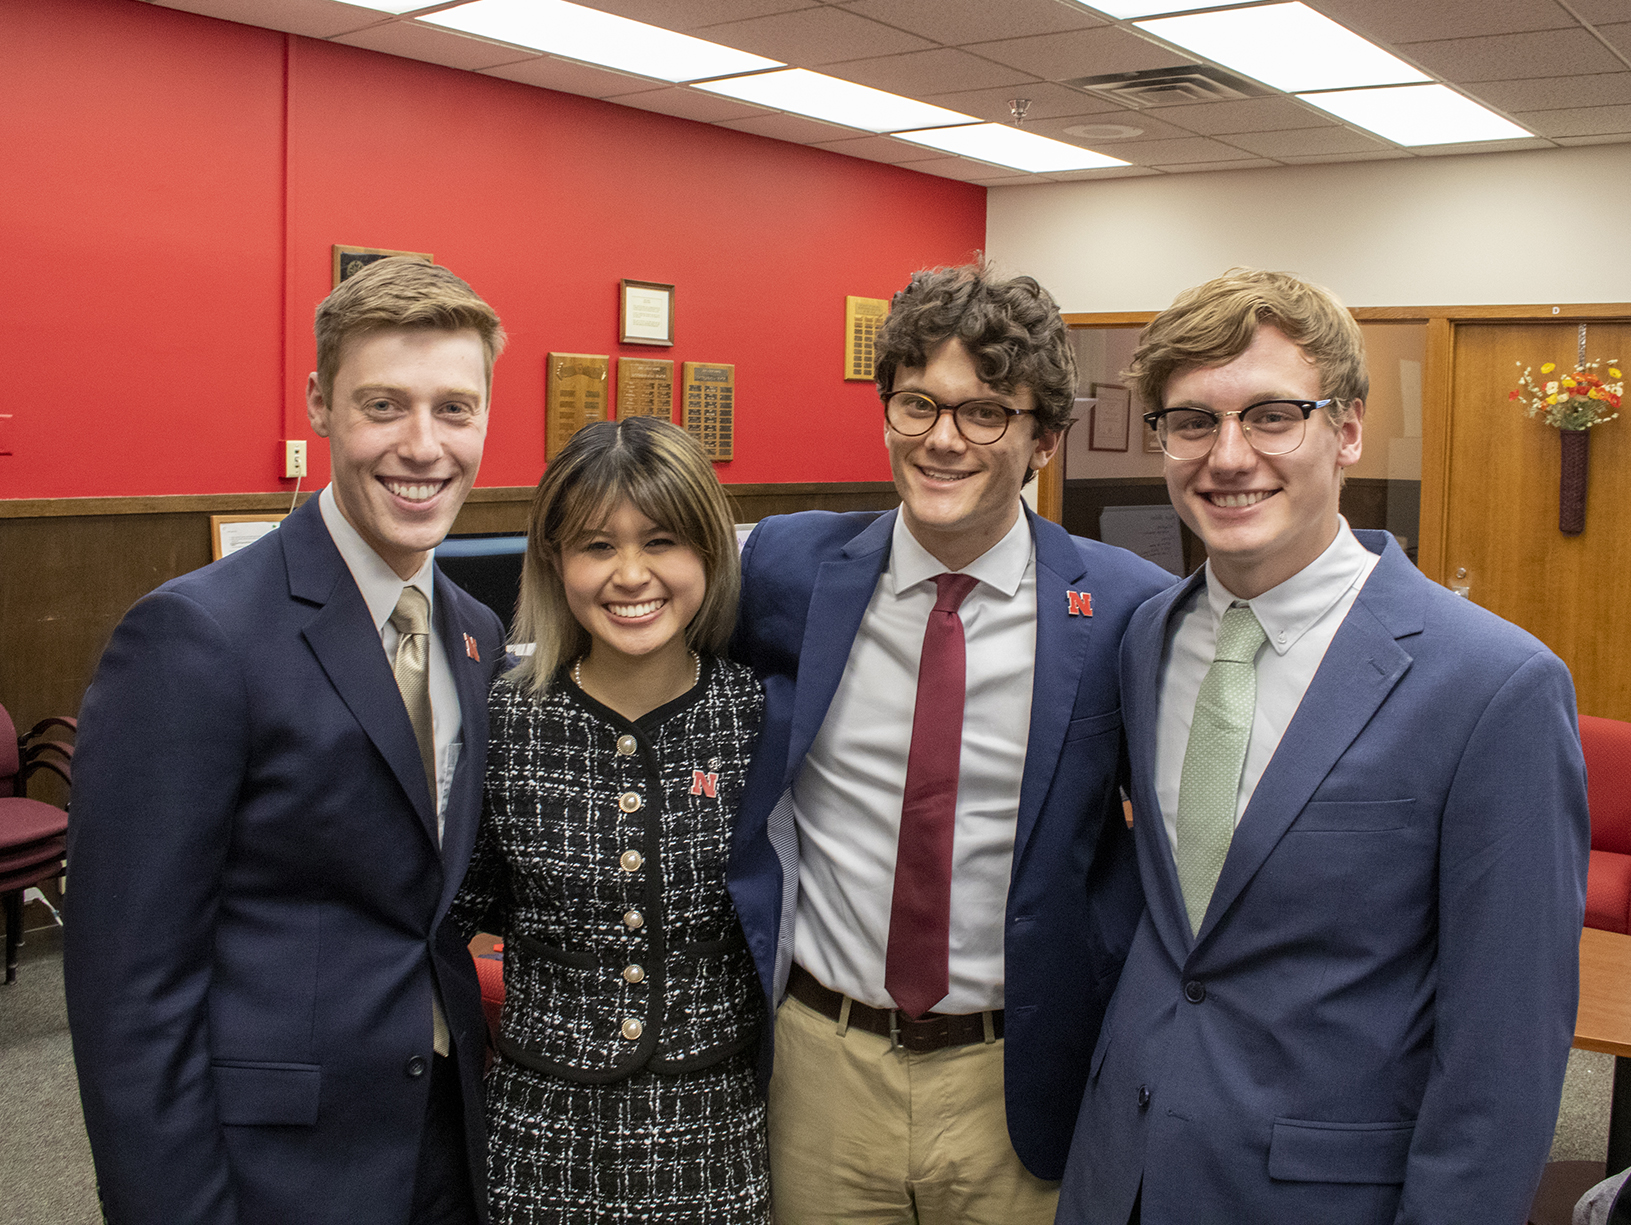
[1066,590,1093,617]
[464,633,481,661]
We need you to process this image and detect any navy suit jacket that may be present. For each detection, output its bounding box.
[727,505,1173,1180]
[65,496,505,1225]
[1057,532,1590,1225]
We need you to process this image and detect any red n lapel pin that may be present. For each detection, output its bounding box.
[1066,591,1093,617]
[463,633,481,661]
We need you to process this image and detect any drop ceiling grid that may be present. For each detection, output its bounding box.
[137,0,1631,182]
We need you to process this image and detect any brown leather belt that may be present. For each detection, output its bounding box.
[786,964,1003,1053]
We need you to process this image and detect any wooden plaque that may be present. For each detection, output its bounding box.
[617,358,674,420]
[546,353,610,459]
[681,361,735,462]
[331,245,433,287]
[845,295,889,381]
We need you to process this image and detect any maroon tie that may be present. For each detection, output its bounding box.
[885,571,980,1020]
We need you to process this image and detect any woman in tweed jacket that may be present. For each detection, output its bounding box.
[453,418,767,1224]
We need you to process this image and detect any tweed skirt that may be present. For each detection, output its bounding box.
[486,1047,769,1224]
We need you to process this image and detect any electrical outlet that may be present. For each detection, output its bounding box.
[284,439,307,479]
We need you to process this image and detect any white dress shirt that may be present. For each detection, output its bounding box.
[1155,518,1379,855]
[791,511,1036,1013]
[319,485,462,841]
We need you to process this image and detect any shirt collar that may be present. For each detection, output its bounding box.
[889,507,1033,599]
[318,484,435,635]
[1205,517,1371,656]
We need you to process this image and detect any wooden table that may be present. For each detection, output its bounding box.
[1576,927,1631,1175]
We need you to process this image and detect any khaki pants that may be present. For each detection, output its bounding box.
[767,993,1059,1225]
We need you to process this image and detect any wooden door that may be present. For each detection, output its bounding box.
[1441,320,1631,719]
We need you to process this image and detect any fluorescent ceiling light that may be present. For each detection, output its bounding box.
[894,124,1131,173]
[1301,83,1532,145]
[1084,1,1244,16]
[695,69,977,134]
[345,1,435,12]
[422,0,781,83]
[1136,3,1429,93]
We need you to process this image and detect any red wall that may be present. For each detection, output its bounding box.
[1,0,986,498]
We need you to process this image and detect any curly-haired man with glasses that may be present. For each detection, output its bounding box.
[728,263,1171,1224]
[1055,268,1588,1225]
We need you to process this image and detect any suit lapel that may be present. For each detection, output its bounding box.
[1195,548,1417,946]
[783,511,894,787]
[285,500,440,847]
[1014,510,1092,865]
[1127,570,1207,962]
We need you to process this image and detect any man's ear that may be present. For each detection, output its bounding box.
[305,372,331,438]
[1030,427,1064,471]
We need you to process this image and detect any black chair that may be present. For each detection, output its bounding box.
[0,702,74,984]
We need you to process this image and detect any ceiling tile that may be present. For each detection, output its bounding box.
[835,0,1105,45]
[1511,103,1631,137]
[1155,157,1284,174]
[1145,96,1336,135]
[1406,136,1556,155]
[970,173,1049,186]
[895,155,1013,182]
[1029,108,1207,143]
[1470,71,1631,112]
[717,111,868,142]
[1554,133,1631,146]
[145,0,390,38]
[1224,126,1391,157]
[1081,135,1262,165]
[827,47,1036,95]
[1569,0,1631,24]
[1278,150,1414,164]
[807,134,945,163]
[1041,165,1163,181]
[1596,22,1631,59]
[481,55,659,96]
[698,7,932,64]
[1309,0,1576,44]
[920,81,1124,123]
[601,85,774,122]
[569,0,824,33]
[972,26,1194,81]
[1401,29,1624,83]
[335,21,536,71]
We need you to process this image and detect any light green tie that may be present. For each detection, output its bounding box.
[1175,602,1267,936]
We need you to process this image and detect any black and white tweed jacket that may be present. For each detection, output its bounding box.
[453,656,765,1084]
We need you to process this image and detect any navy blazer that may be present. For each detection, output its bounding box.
[65,496,505,1225]
[1057,532,1590,1225]
[727,505,1173,1180]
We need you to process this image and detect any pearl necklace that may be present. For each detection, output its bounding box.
[574,650,699,693]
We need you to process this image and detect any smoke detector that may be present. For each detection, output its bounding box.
[1064,64,1267,108]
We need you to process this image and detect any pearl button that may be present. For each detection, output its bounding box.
[623,909,644,930]
[616,734,638,756]
[621,1018,644,1040]
[623,964,645,984]
[620,849,644,872]
[618,791,642,813]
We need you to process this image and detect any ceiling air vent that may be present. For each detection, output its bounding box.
[1064,65,1267,108]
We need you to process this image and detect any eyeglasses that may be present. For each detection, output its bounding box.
[884,391,1034,444]
[1143,399,1337,460]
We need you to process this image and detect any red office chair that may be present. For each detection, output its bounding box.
[1581,714,1631,935]
[0,702,75,984]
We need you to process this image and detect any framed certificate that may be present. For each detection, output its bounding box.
[1089,383,1131,452]
[620,279,675,346]
[211,514,285,561]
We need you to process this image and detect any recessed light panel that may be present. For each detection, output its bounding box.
[1301,84,1532,145]
[1082,1,1246,16]
[422,0,781,83]
[695,69,976,134]
[893,124,1131,173]
[1135,3,1429,94]
[344,0,436,12]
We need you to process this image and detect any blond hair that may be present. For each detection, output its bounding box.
[313,258,506,406]
[509,418,739,697]
[1131,268,1367,423]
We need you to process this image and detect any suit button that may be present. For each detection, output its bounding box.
[1138,1085,1151,1109]
[620,1018,643,1040]
[618,791,643,813]
[1183,980,1206,1004]
[616,734,638,756]
[623,964,645,983]
[620,849,644,872]
[406,1056,427,1078]
[623,909,644,930]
